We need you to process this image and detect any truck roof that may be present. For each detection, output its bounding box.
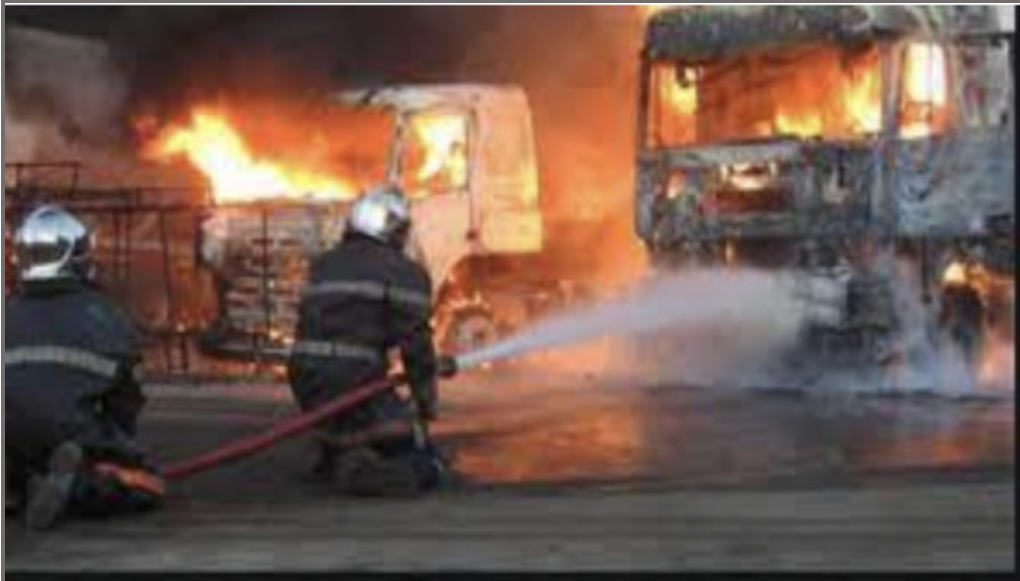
[645,6,1002,61]
[333,83,529,113]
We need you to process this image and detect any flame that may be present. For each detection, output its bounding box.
[905,43,948,106]
[978,337,1015,390]
[641,4,702,20]
[941,261,1016,391]
[147,107,358,204]
[775,48,881,139]
[775,112,824,138]
[901,43,950,139]
[661,72,697,117]
[410,113,468,188]
[641,5,675,19]
[844,58,883,134]
[942,261,969,287]
[649,37,959,144]
[654,45,885,145]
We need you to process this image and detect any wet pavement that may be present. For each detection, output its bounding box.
[5,367,1014,571]
[131,366,1014,499]
[445,370,1014,488]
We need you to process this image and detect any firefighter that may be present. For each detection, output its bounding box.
[938,259,987,370]
[5,205,164,531]
[288,185,458,497]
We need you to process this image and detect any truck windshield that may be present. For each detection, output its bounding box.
[400,109,470,195]
[646,41,954,149]
[646,43,884,148]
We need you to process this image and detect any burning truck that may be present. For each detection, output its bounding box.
[635,6,1014,379]
[150,84,568,361]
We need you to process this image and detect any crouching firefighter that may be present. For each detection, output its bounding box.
[4,205,164,531]
[288,185,459,497]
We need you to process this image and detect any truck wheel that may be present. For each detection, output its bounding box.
[437,301,501,360]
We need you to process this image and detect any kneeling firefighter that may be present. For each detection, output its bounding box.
[288,185,458,496]
[5,205,164,531]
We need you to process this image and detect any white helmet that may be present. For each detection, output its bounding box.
[14,205,95,282]
[346,184,412,248]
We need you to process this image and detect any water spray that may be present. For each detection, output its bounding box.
[455,268,806,372]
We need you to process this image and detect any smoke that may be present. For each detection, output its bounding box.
[2,25,170,185]
[3,98,38,162]
[4,27,124,161]
[450,7,647,285]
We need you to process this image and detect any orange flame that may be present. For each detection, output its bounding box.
[978,337,1015,390]
[905,43,948,106]
[147,107,358,204]
[901,42,950,139]
[654,41,954,143]
[641,5,674,19]
[640,4,696,20]
[844,60,883,134]
[775,48,881,139]
[660,72,697,117]
[409,113,468,188]
[942,260,969,287]
[775,112,824,138]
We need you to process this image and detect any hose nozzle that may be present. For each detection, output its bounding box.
[437,355,459,379]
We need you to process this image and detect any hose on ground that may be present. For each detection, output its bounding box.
[162,373,407,480]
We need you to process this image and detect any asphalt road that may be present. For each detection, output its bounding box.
[4,368,1015,571]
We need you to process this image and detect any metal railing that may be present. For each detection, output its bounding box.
[3,163,264,381]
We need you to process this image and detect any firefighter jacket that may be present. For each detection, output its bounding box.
[4,279,146,469]
[287,232,439,433]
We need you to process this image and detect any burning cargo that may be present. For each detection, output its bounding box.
[635,6,1014,380]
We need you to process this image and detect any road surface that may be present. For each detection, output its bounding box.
[5,369,1015,571]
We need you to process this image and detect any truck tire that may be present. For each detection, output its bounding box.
[436,300,502,361]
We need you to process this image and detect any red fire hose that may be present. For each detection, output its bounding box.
[162,373,407,480]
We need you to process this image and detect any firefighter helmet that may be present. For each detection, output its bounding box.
[13,205,95,282]
[346,184,412,249]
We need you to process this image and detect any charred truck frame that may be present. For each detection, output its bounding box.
[636,6,1014,376]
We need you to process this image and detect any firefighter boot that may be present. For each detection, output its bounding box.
[333,446,420,498]
[25,441,84,531]
[309,441,337,482]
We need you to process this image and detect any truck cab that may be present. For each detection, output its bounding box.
[635,6,1014,376]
